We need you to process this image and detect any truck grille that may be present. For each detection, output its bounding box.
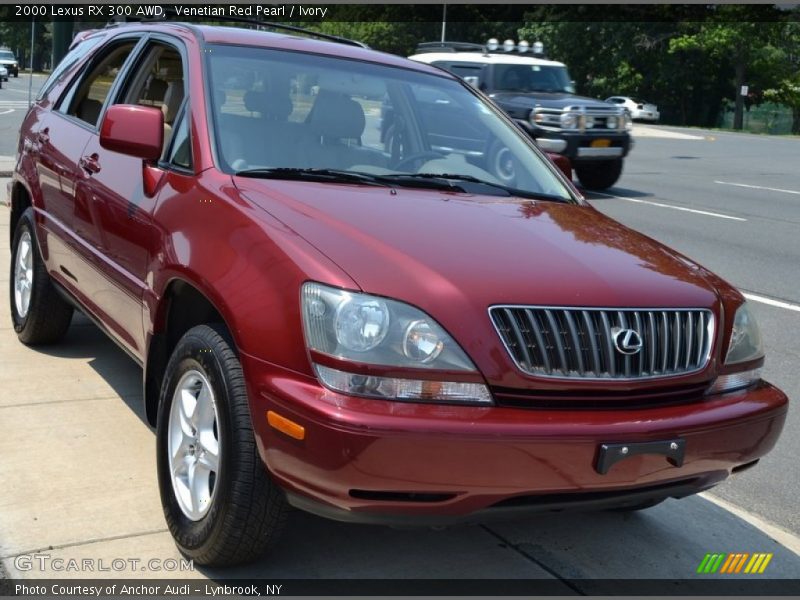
[490,306,714,380]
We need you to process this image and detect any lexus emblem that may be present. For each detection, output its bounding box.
[613,328,643,355]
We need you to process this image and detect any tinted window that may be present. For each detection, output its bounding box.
[61,41,137,127]
[493,64,575,94]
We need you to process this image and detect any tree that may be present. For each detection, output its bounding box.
[762,19,800,134]
[668,6,785,130]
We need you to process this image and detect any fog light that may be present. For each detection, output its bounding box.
[707,369,761,395]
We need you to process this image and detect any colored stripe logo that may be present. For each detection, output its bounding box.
[697,552,773,574]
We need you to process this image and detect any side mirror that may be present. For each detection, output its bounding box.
[100,104,163,161]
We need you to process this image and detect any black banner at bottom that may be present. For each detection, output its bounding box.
[2,578,800,596]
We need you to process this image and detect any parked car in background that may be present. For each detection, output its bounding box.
[409,40,633,190]
[606,96,660,122]
[9,21,787,568]
[0,48,18,78]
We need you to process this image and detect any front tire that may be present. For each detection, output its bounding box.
[9,208,73,344]
[156,324,288,566]
[575,158,623,191]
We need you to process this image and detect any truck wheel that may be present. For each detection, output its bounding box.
[157,323,288,566]
[9,208,73,344]
[575,159,623,191]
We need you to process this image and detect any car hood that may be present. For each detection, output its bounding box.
[490,92,614,111]
[234,178,722,384]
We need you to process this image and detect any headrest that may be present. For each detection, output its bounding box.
[144,78,168,102]
[307,91,365,140]
[77,98,102,126]
[243,90,293,121]
[162,81,184,123]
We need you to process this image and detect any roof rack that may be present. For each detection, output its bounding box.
[414,41,488,55]
[109,12,368,49]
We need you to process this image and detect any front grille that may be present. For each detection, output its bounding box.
[532,106,624,132]
[490,306,714,380]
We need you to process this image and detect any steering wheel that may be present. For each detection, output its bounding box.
[392,151,444,172]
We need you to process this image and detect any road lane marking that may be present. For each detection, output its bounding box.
[742,292,800,313]
[591,191,747,221]
[0,109,13,115]
[701,493,800,557]
[715,180,800,196]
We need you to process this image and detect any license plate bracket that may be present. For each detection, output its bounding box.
[595,439,685,475]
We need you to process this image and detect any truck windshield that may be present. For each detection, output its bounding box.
[493,64,575,94]
[206,44,574,202]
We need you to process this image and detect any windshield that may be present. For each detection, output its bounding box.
[0,51,15,60]
[492,64,575,94]
[206,44,573,202]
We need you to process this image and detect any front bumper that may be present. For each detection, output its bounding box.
[242,353,788,525]
[517,121,632,163]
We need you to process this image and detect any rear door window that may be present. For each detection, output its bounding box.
[58,40,138,128]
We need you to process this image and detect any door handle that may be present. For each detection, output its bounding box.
[37,128,50,144]
[79,153,101,175]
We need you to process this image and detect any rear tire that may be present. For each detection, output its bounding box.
[9,208,73,344]
[157,323,288,566]
[575,158,623,190]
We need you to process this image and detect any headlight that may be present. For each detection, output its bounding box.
[583,115,595,129]
[624,111,633,131]
[707,302,764,395]
[725,302,764,364]
[560,112,578,129]
[301,282,491,404]
[606,115,618,129]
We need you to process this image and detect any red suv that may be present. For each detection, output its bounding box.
[8,22,788,567]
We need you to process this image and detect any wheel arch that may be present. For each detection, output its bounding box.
[144,276,238,427]
[9,179,33,247]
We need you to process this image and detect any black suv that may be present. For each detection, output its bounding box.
[409,42,633,190]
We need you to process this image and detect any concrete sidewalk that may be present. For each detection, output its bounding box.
[1,181,800,584]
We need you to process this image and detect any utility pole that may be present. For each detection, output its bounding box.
[441,3,446,43]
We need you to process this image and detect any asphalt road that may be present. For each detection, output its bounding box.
[1,124,799,584]
[586,125,800,535]
[0,73,46,157]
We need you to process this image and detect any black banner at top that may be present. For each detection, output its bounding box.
[1,3,798,23]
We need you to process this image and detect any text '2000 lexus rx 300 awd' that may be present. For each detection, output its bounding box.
[8,22,788,566]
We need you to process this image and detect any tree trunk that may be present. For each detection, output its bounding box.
[733,61,746,130]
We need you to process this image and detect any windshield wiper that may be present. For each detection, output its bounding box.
[384,173,571,203]
[235,167,391,188]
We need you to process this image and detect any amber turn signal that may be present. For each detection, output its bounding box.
[267,410,305,440]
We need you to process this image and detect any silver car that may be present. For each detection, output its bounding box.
[606,96,660,122]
